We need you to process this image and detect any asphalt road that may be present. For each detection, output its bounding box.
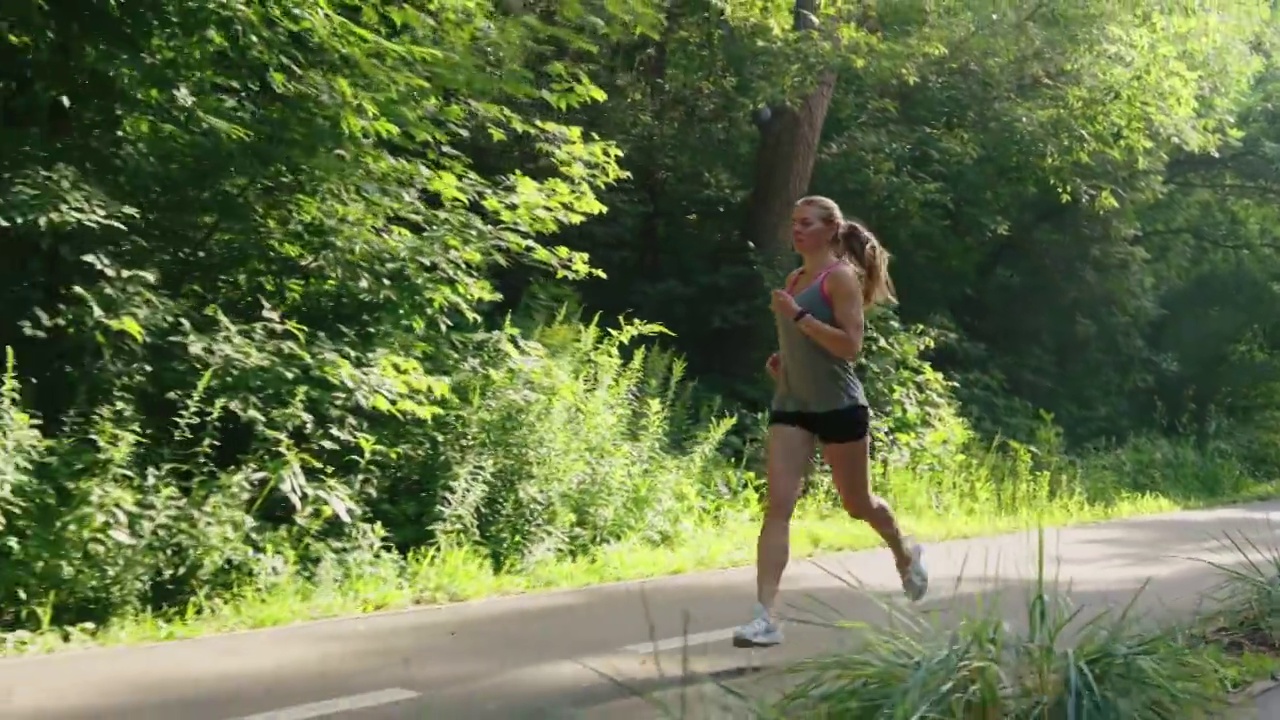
[2,501,1278,720]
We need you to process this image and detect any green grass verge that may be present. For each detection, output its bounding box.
[7,483,1273,657]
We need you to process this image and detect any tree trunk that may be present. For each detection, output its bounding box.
[742,69,837,266]
[741,0,839,271]
[732,0,839,387]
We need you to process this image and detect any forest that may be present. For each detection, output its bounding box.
[2,0,1279,651]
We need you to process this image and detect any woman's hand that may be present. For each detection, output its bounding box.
[765,352,781,380]
[770,290,800,319]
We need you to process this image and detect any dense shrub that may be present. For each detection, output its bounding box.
[427,313,739,568]
[0,307,746,632]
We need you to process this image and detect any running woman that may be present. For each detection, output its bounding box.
[733,195,928,649]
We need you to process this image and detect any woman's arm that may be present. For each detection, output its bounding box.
[767,268,804,379]
[795,267,864,361]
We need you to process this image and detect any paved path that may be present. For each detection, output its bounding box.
[2,502,1278,720]
[1256,685,1280,718]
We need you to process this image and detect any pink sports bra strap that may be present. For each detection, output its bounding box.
[787,261,842,294]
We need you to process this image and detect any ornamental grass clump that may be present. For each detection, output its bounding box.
[771,531,1224,720]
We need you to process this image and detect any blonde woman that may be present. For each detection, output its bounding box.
[733,196,928,649]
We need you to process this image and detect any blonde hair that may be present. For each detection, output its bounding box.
[795,195,897,306]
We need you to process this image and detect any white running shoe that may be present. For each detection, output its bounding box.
[732,603,783,648]
[901,542,928,601]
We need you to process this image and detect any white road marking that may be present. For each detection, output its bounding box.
[227,688,421,720]
[620,627,737,654]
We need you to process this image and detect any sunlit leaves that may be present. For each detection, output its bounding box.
[0,0,671,631]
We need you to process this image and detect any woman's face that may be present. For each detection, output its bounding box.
[791,204,834,254]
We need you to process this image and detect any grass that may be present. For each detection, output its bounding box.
[4,482,1269,658]
[1184,531,1280,712]
[771,595,1220,718]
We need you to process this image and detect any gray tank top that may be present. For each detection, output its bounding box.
[771,263,867,413]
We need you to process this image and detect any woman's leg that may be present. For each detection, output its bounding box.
[825,436,928,600]
[733,421,813,647]
[756,422,815,611]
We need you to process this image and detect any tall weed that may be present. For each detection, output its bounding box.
[432,312,738,569]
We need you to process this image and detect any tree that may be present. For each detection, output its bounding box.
[741,0,840,266]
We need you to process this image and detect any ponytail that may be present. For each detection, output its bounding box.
[837,220,897,306]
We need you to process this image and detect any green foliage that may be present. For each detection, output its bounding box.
[1074,435,1259,501]
[1,0,1279,675]
[1173,534,1280,699]
[540,0,1280,448]
[429,312,738,568]
[859,311,971,469]
[0,0,691,631]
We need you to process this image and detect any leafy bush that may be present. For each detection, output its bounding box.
[1073,435,1259,502]
[0,0,682,638]
[0,305,744,637]
[429,312,740,569]
[860,311,974,472]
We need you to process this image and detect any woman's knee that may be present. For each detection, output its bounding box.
[761,425,812,529]
[841,492,880,520]
[764,492,799,524]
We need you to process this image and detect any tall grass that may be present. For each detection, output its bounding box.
[1187,530,1280,696]
[431,313,738,569]
[773,537,1223,719]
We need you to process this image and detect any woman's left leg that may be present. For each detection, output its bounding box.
[822,409,928,600]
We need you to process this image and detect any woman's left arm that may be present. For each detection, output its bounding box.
[795,268,864,361]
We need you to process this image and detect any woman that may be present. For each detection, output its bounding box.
[732,195,928,649]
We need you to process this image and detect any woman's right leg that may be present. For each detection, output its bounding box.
[733,421,814,648]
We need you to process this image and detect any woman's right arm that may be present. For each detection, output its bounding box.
[767,268,800,381]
